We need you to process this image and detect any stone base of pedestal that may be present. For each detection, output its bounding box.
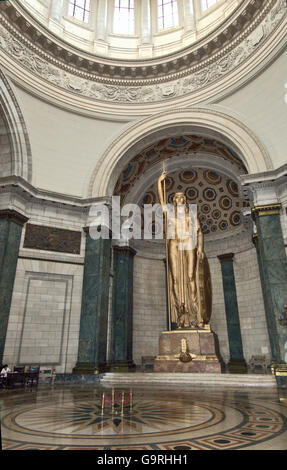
[154,327,223,373]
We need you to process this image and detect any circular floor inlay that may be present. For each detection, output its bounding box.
[1,387,287,450]
[12,397,220,438]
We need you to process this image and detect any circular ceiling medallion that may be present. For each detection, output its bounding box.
[219,196,232,210]
[227,180,239,197]
[141,191,156,206]
[185,187,199,201]
[201,204,211,215]
[203,170,222,185]
[203,188,217,202]
[179,170,198,184]
[230,211,242,226]
[219,220,228,231]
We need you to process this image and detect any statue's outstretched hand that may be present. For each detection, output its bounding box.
[159,171,167,183]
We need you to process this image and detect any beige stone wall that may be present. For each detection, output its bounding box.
[219,50,287,171]
[11,84,129,198]
[233,248,270,361]
[3,258,83,373]
[133,255,167,365]
[208,257,229,363]
[2,201,85,373]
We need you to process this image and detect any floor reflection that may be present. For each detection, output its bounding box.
[1,384,287,450]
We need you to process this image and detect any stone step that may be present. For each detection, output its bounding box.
[100,372,276,387]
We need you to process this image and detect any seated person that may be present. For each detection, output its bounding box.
[1,364,11,377]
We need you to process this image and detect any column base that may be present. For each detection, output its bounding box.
[107,361,136,372]
[72,362,108,374]
[227,359,248,374]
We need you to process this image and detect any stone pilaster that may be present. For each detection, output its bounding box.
[73,227,111,374]
[108,245,136,371]
[141,0,152,44]
[50,0,63,21]
[0,210,28,363]
[183,0,195,32]
[95,0,108,41]
[218,253,247,373]
[252,204,287,366]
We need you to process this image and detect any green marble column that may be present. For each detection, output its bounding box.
[218,253,247,373]
[109,245,136,371]
[252,234,277,362]
[73,228,111,374]
[252,205,287,366]
[0,210,28,363]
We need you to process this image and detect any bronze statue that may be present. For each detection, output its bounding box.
[158,169,212,329]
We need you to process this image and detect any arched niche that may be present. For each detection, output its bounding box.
[0,71,32,182]
[89,107,272,198]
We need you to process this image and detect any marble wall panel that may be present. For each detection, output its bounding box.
[3,258,83,373]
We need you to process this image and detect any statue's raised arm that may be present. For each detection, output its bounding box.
[157,170,168,212]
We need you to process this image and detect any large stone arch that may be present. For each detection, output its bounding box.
[89,107,272,198]
[0,70,32,182]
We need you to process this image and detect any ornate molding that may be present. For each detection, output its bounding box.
[0,0,285,108]
[88,107,272,198]
[252,203,282,217]
[0,0,267,79]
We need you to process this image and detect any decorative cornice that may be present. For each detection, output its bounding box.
[1,0,267,81]
[0,0,285,109]
[0,175,111,210]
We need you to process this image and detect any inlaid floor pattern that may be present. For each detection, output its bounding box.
[1,384,287,450]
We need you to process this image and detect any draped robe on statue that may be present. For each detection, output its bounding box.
[158,172,212,330]
[165,205,212,329]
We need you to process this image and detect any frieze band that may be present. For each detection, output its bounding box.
[0,0,285,105]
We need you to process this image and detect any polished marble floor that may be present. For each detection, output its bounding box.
[1,383,287,450]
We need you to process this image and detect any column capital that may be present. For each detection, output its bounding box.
[252,203,282,218]
[218,253,234,263]
[113,245,137,257]
[0,209,29,226]
[83,225,112,239]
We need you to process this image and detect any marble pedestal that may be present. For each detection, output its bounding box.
[154,327,222,373]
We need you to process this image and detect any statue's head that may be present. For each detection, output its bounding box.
[173,192,187,206]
